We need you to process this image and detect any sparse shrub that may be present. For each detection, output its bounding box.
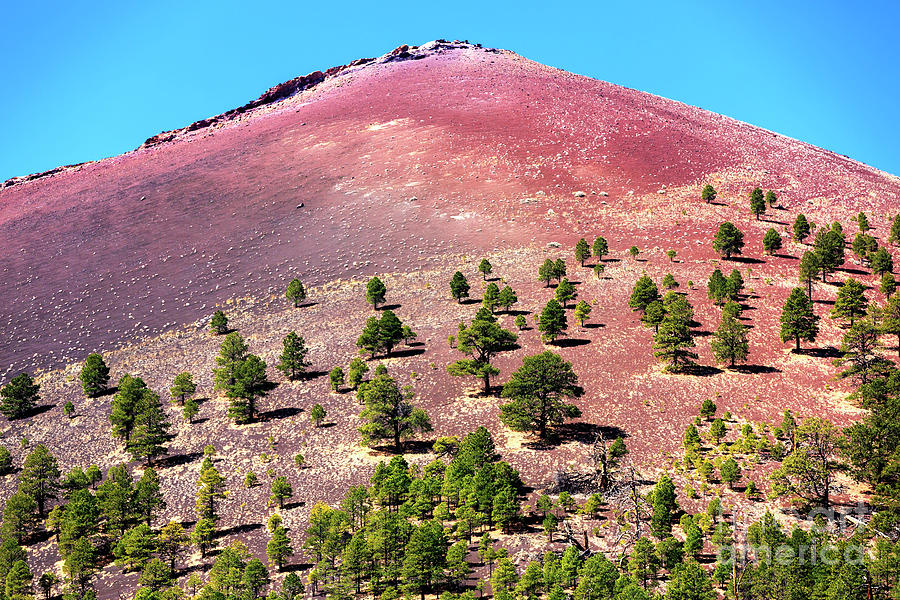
[64,401,75,418]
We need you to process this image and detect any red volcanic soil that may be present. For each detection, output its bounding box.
[2,40,898,380]
[3,41,900,595]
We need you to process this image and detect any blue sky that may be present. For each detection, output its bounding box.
[2,0,898,181]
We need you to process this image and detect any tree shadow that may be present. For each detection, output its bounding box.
[552,338,591,348]
[297,370,328,381]
[775,253,798,260]
[217,523,262,539]
[377,304,402,311]
[553,422,627,445]
[156,452,204,469]
[506,309,531,316]
[282,562,314,573]
[407,341,426,347]
[22,404,54,419]
[730,364,782,375]
[602,258,621,263]
[693,330,713,338]
[728,256,764,264]
[282,500,306,510]
[385,348,426,359]
[190,417,210,426]
[814,298,836,306]
[258,407,302,421]
[841,267,869,276]
[796,346,841,358]
[460,298,481,305]
[680,364,724,377]
[583,323,605,329]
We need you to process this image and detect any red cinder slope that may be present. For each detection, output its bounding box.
[1,40,898,379]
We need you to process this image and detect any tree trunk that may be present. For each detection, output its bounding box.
[795,335,801,352]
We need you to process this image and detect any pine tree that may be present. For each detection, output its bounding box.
[650,474,677,537]
[592,236,609,261]
[666,561,714,600]
[499,351,583,440]
[401,520,447,598]
[226,354,269,423]
[890,214,900,246]
[0,373,39,420]
[267,525,294,571]
[749,187,766,220]
[183,398,199,424]
[707,269,728,304]
[18,444,60,517]
[497,286,518,312]
[286,278,307,307]
[642,300,665,332]
[538,299,568,343]
[110,374,149,443]
[270,477,293,509]
[449,271,470,303]
[366,277,387,309]
[96,465,135,537]
[38,572,58,600]
[780,287,819,351]
[358,375,432,451]
[712,222,745,259]
[872,247,894,276]
[209,310,228,335]
[277,332,310,381]
[356,316,382,359]
[157,522,189,570]
[814,228,845,281]
[710,419,727,444]
[482,282,501,313]
[628,537,659,589]
[763,228,782,255]
[553,258,567,282]
[629,246,640,260]
[701,184,717,204]
[113,523,155,571]
[195,462,226,522]
[135,467,166,525]
[347,357,369,390]
[328,367,344,393]
[662,273,678,290]
[80,353,110,398]
[191,518,217,558]
[799,251,820,299]
[213,332,249,392]
[2,493,37,543]
[310,403,326,427]
[63,537,97,595]
[766,190,778,208]
[831,278,868,326]
[377,310,405,355]
[710,312,750,367]
[478,259,493,280]
[700,397,717,421]
[838,320,889,386]
[653,299,698,372]
[575,238,591,266]
[127,390,171,466]
[882,294,900,356]
[720,458,741,489]
[574,300,592,327]
[554,278,576,308]
[538,259,555,287]
[793,213,811,242]
[5,559,33,600]
[447,308,517,394]
[629,275,660,312]
[169,372,196,405]
[880,272,897,297]
[138,557,172,591]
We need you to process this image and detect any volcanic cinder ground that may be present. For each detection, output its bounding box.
[2,40,900,595]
